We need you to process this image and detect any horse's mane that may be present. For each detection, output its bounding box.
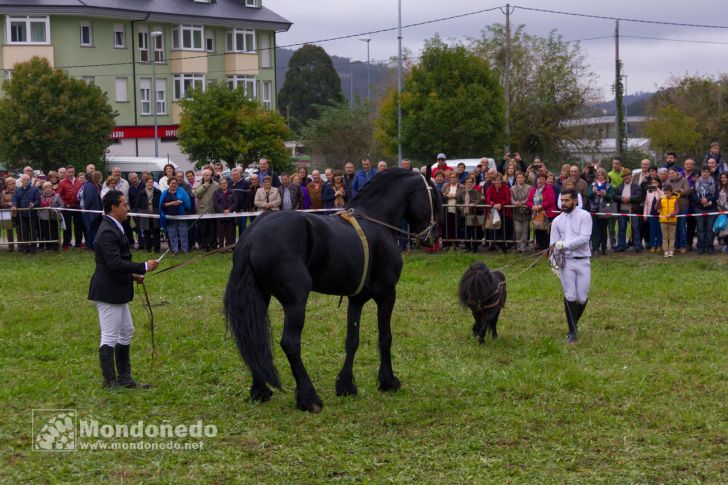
[458,262,494,309]
[349,168,421,206]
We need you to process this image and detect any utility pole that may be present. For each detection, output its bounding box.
[349,60,354,114]
[504,3,511,154]
[359,37,371,106]
[397,0,403,165]
[614,19,623,157]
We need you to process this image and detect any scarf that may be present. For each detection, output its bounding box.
[695,177,715,200]
[533,185,544,206]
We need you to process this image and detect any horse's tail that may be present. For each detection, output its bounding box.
[224,241,281,389]
[458,262,492,309]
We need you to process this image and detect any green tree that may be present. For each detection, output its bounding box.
[178,82,291,171]
[469,24,598,160]
[376,36,505,161]
[646,75,728,159]
[301,101,375,168]
[644,105,702,157]
[0,57,116,173]
[278,44,345,132]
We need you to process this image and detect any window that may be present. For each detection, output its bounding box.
[172,24,203,50]
[138,28,150,62]
[152,29,165,62]
[114,24,126,48]
[80,22,93,47]
[205,31,215,52]
[228,75,256,99]
[81,76,95,84]
[262,81,272,110]
[115,77,128,102]
[226,28,255,53]
[140,79,151,115]
[156,79,167,114]
[6,16,50,44]
[173,74,204,100]
[259,33,271,68]
[245,0,260,7]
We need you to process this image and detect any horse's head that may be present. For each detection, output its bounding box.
[403,171,441,247]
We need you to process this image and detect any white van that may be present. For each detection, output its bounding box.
[430,158,496,174]
[105,157,175,180]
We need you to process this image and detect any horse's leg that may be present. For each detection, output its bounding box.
[375,290,401,391]
[336,298,366,396]
[280,299,323,413]
[249,291,273,402]
[491,311,499,340]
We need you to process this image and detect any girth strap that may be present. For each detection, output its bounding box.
[338,211,370,296]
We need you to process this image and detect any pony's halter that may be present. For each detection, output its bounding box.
[415,172,437,241]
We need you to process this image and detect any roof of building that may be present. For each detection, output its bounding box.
[0,0,292,31]
[562,116,648,127]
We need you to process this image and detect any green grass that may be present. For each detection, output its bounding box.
[1,249,727,483]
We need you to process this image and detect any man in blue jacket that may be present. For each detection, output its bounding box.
[351,157,377,198]
[12,173,41,253]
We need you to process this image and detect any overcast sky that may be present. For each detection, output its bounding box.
[266,0,728,99]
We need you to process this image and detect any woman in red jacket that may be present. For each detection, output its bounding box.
[485,173,512,251]
[527,172,557,250]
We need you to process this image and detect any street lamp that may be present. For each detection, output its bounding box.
[359,37,371,105]
[150,30,163,158]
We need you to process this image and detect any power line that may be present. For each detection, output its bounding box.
[622,35,728,46]
[514,5,728,29]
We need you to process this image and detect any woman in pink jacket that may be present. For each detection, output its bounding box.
[526,172,557,250]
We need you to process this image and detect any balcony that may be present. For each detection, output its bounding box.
[2,45,54,70]
[224,53,258,76]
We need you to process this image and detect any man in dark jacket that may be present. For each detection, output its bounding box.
[615,168,643,252]
[278,173,304,210]
[127,172,144,248]
[256,158,280,188]
[88,190,158,388]
[12,173,41,253]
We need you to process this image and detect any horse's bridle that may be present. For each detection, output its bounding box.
[347,172,438,244]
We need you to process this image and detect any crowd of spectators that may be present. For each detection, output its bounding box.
[2,142,727,257]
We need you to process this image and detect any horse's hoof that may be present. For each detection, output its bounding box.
[250,386,273,402]
[295,389,324,413]
[379,375,401,392]
[335,377,358,397]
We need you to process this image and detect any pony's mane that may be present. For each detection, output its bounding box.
[458,262,494,309]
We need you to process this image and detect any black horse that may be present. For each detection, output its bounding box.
[458,262,507,343]
[224,168,441,412]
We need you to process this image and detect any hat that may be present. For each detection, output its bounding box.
[621,167,632,177]
[437,153,446,160]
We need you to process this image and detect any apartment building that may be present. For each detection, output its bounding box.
[0,0,291,167]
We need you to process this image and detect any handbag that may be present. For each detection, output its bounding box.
[713,214,727,233]
[532,209,549,231]
[467,213,484,227]
[484,208,502,230]
[598,199,617,220]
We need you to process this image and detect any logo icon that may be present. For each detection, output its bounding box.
[32,409,76,451]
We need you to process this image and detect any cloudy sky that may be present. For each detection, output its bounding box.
[266,0,728,99]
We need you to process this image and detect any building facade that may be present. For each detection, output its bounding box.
[0,0,291,168]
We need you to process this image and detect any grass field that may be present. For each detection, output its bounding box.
[1,249,727,483]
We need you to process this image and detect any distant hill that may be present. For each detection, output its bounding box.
[590,92,653,116]
[276,47,393,104]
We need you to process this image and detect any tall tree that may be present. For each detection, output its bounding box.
[301,101,375,167]
[178,82,291,170]
[376,36,505,161]
[0,57,116,173]
[470,24,598,160]
[278,44,345,132]
[646,75,728,159]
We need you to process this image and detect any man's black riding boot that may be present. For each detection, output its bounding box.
[114,344,150,389]
[576,299,588,323]
[564,298,579,343]
[99,345,118,388]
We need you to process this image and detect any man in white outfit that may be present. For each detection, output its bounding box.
[550,188,593,343]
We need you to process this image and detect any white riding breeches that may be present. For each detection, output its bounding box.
[96,302,134,347]
[559,258,591,304]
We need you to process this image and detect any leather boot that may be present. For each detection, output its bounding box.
[575,299,588,324]
[114,344,151,389]
[564,298,579,343]
[99,345,118,388]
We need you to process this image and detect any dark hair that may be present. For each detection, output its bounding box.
[612,157,623,163]
[102,189,124,214]
[185,170,195,177]
[66,164,75,170]
[701,165,710,172]
[163,163,175,176]
[666,152,677,158]
[649,165,658,171]
[663,184,673,192]
[560,188,577,199]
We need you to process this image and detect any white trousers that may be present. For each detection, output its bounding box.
[559,258,591,304]
[95,301,134,347]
